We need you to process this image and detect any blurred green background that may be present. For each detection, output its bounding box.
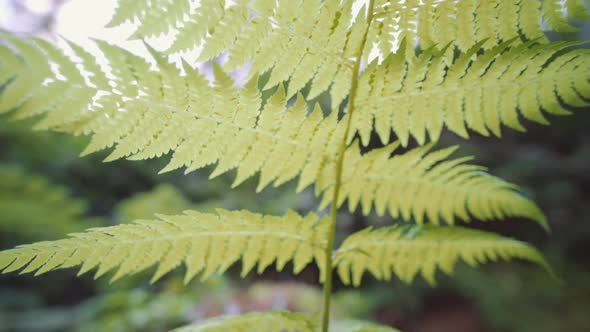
[1,1,589,331]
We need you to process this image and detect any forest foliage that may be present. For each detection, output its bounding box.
[0,0,589,331]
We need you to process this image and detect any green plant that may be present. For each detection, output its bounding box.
[0,166,100,242]
[1,0,589,330]
[116,184,194,222]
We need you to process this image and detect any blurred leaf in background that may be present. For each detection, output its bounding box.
[0,165,101,243]
[116,184,194,222]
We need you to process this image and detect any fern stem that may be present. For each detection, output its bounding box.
[321,1,375,331]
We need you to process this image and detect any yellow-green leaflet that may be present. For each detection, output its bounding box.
[335,225,550,286]
[366,0,584,59]
[0,209,330,283]
[318,142,547,230]
[354,41,590,146]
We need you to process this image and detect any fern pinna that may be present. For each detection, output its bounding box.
[0,0,589,331]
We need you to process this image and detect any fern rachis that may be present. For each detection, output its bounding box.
[0,1,589,331]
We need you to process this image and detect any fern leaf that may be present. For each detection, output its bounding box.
[0,43,21,87]
[117,0,364,103]
[334,225,550,286]
[0,34,97,129]
[368,0,587,57]
[0,209,329,283]
[318,142,548,230]
[0,34,353,193]
[0,34,548,228]
[197,4,250,63]
[354,41,590,146]
[0,35,51,114]
[106,0,150,27]
[166,0,226,54]
[131,0,190,38]
[172,311,317,332]
[543,0,578,32]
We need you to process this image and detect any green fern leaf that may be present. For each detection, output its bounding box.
[0,33,548,227]
[106,0,150,27]
[319,142,547,229]
[166,0,226,53]
[367,0,587,57]
[117,0,364,104]
[0,35,52,114]
[130,0,190,38]
[0,33,350,192]
[542,0,578,32]
[0,42,21,87]
[354,41,590,146]
[0,34,96,129]
[172,310,317,332]
[0,209,330,283]
[334,225,550,286]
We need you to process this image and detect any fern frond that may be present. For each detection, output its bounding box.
[164,0,226,54]
[367,0,587,57]
[0,35,54,114]
[319,142,547,229]
[0,34,548,228]
[110,0,366,104]
[0,34,95,126]
[334,225,549,286]
[106,0,151,27]
[0,166,99,240]
[0,209,329,283]
[542,0,579,32]
[171,310,317,332]
[354,41,590,146]
[0,33,348,192]
[130,0,190,38]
